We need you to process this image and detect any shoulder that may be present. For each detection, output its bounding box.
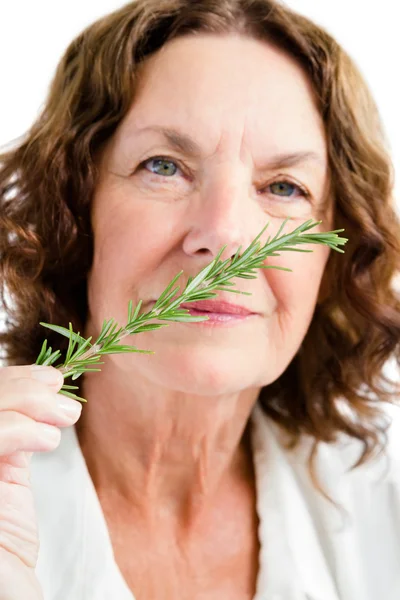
[252,401,400,489]
[251,403,400,600]
[251,400,400,535]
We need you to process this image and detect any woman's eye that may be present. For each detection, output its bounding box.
[142,157,180,177]
[267,180,308,198]
[268,181,308,198]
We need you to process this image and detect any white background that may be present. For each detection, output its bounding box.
[0,1,399,426]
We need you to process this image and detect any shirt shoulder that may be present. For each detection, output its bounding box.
[251,403,400,600]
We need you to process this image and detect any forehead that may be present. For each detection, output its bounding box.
[118,34,326,160]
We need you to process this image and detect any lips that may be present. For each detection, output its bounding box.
[179,300,255,316]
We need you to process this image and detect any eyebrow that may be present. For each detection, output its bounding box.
[135,125,202,157]
[260,150,326,171]
[134,125,325,169]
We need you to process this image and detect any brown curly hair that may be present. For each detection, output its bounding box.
[1,0,399,469]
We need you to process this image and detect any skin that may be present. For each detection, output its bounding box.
[77,33,331,598]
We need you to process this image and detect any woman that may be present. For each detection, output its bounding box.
[0,0,400,599]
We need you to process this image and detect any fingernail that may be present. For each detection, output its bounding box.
[56,397,82,420]
[31,365,62,384]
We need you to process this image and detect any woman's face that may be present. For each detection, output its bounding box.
[86,34,330,395]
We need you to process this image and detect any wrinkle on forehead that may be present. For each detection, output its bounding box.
[118,34,327,169]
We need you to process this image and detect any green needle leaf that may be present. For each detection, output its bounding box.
[39,323,87,344]
[58,389,88,402]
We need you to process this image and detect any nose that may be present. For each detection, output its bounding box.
[182,176,261,263]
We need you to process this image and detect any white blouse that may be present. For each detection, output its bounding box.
[30,402,400,600]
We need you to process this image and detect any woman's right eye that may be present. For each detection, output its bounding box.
[140,156,181,177]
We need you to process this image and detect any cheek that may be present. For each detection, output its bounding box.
[92,180,184,271]
[87,190,187,327]
[91,200,161,285]
[265,245,329,317]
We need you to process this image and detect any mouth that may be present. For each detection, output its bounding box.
[148,298,260,328]
[177,299,259,326]
[179,300,256,316]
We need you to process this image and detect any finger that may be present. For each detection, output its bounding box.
[0,365,64,390]
[0,411,61,455]
[0,378,82,427]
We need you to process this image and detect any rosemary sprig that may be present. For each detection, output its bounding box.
[35,218,347,402]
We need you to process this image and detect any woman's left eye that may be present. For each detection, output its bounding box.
[267,180,308,198]
[141,157,181,177]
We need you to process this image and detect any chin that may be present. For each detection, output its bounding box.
[150,347,271,395]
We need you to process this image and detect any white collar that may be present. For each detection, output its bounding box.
[251,402,340,600]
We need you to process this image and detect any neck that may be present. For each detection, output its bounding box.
[76,357,260,530]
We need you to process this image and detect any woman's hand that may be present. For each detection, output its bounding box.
[0,365,82,600]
